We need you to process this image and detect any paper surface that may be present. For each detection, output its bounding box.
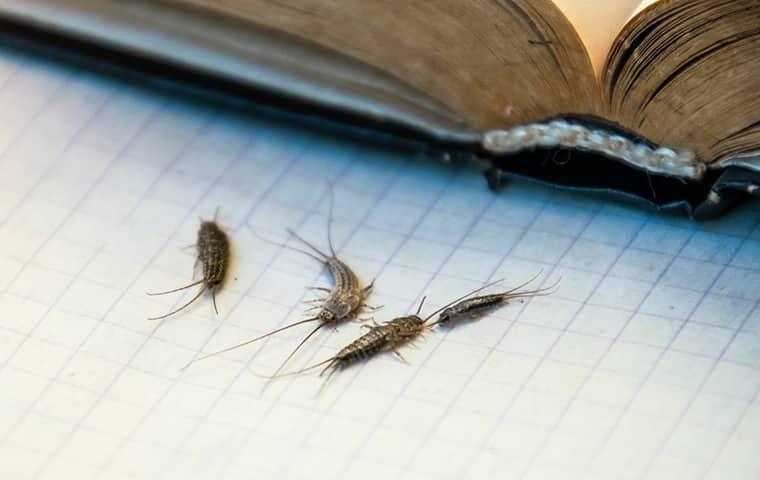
[0,47,759,480]
[552,0,644,76]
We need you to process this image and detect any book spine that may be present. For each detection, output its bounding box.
[482,119,704,179]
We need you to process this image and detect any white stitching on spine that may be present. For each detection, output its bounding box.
[483,119,704,179]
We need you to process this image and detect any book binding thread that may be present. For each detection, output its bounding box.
[483,120,703,180]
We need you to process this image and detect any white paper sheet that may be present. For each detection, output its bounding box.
[0,47,759,480]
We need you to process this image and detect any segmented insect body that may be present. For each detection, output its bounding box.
[196,220,229,291]
[273,280,505,392]
[147,212,230,321]
[434,274,558,327]
[313,254,367,325]
[181,192,373,373]
[281,311,428,394]
[327,314,426,372]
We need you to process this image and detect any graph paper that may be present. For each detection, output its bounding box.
[0,46,758,480]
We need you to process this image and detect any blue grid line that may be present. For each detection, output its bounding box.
[0,49,758,480]
[131,134,330,479]
[455,205,658,478]
[28,108,219,479]
[208,153,414,479]
[572,231,706,477]
[513,230,703,477]
[334,181,558,478]
[393,199,604,478]
[0,91,168,467]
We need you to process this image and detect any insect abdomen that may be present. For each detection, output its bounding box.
[198,222,229,284]
[440,294,506,323]
[327,258,360,292]
[337,327,389,365]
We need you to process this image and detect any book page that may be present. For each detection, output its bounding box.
[601,0,760,163]
[1,40,759,480]
[0,0,603,133]
[552,0,647,76]
[631,0,663,18]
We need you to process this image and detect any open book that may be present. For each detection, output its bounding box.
[0,0,758,215]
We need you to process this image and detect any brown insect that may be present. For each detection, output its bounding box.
[181,195,374,373]
[269,280,503,393]
[147,209,230,321]
[431,272,559,328]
